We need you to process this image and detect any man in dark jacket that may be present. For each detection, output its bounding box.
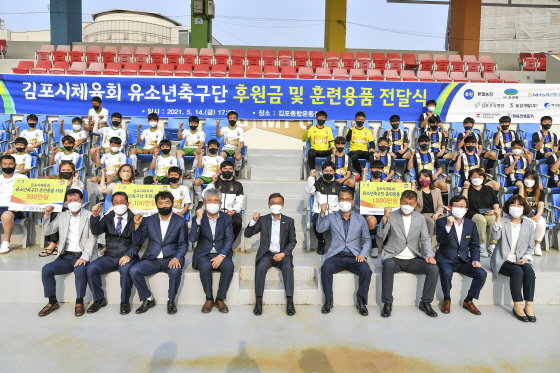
[87,192,140,315]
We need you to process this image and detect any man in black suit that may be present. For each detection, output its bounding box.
[244,193,297,316]
[87,192,140,315]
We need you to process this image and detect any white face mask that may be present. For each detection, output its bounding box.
[111,146,121,153]
[339,201,352,213]
[68,202,82,212]
[205,203,220,214]
[149,121,158,128]
[512,149,523,155]
[427,106,435,112]
[73,124,82,131]
[400,204,414,215]
[524,179,535,188]
[113,204,128,216]
[451,207,466,219]
[509,206,524,219]
[471,178,483,186]
[269,205,283,215]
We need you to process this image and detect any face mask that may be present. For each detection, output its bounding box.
[466,145,476,152]
[451,207,466,219]
[427,106,435,112]
[464,126,473,131]
[317,119,326,125]
[419,179,431,187]
[371,171,382,179]
[339,201,352,213]
[512,149,523,155]
[378,145,388,152]
[68,202,82,212]
[120,171,132,180]
[270,205,283,215]
[60,172,73,180]
[524,179,535,187]
[323,173,334,181]
[400,204,414,215]
[168,177,179,184]
[73,124,82,131]
[228,120,237,126]
[542,124,552,130]
[28,122,36,128]
[160,148,171,155]
[420,144,430,151]
[509,206,524,219]
[2,167,15,174]
[149,121,158,128]
[430,125,439,131]
[112,121,120,127]
[471,178,483,186]
[92,105,100,110]
[111,147,121,153]
[355,121,364,127]
[208,147,218,155]
[158,206,173,216]
[205,203,220,214]
[336,147,345,153]
[64,146,74,152]
[15,147,25,153]
[221,170,233,179]
[391,123,399,129]
[113,204,128,216]
[501,125,509,131]
[190,125,198,131]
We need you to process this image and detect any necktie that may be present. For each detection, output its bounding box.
[117,217,123,235]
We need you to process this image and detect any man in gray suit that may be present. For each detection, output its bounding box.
[379,190,438,318]
[39,189,98,317]
[317,189,372,316]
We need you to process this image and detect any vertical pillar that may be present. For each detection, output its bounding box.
[191,0,212,50]
[448,0,481,57]
[324,0,347,53]
[50,0,82,46]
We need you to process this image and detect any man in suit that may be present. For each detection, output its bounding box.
[39,189,98,317]
[379,190,439,318]
[317,189,372,316]
[189,188,235,313]
[87,192,140,315]
[129,191,188,315]
[435,195,487,315]
[244,193,297,316]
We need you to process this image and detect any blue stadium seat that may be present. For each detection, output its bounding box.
[165,118,190,141]
[0,113,11,133]
[103,192,113,214]
[127,124,159,163]
[497,163,519,205]
[0,132,8,153]
[46,156,86,181]
[305,194,315,252]
[28,155,39,178]
[207,119,248,178]
[0,211,31,248]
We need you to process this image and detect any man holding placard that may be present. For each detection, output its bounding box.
[0,155,28,254]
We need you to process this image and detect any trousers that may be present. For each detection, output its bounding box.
[87,255,139,302]
[382,257,438,304]
[129,258,184,302]
[197,253,234,300]
[255,254,294,297]
[321,252,373,304]
[437,257,487,300]
[42,254,89,298]
[499,261,535,302]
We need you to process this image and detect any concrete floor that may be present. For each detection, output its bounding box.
[1,303,559,373]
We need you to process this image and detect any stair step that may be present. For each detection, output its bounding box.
[239,279,318,291]
[241,181,308,197]
[246,196,306,213]
[250,167,301,181]
[239,265,316,282]
[247,154,302,168]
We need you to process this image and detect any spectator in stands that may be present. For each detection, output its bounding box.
[216,111,244,172]
[59,117,87,151]
[45,136,79,179]
[167,167,191,217]
[383,115,411,160]
[8,114,44,155]
[99,164,134,196]
[130,113,165,177]
[326,137,356,190]
[346,111,374,178]
[379,190,438,318]
[144,139,176,185]
[424,116,456,162]
[38,189,97,317]
[462,168,500,259]
[546,148,560,188]
[244,193,297,316]
[490,196,536,323]
[435,195,486,315]
[193,139,224,206]
[369,137,401,182]
[306,162,343,255]
[456,117,497,173]
[176,116,205,178]
[88,96,108,129]
[411,169,444,237]
[493,116,531,163]
[202,161,244,242]
[503,140,532,187]
[532,116,557,161]
[408,135,448,200]
[514,170,546,256]
[88,112,126,170]
[130,191,188,315]
[87,192,139,315]
[189,188,235,314]
[0,155,28,254]
[9,137,31,175]
[91,137,126,185]
[302,111,334,172]
[419,100,442,131]
[455,135,500,192]
[317,190,372,316]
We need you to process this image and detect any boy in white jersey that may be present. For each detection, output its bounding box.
[59,117,87,151]
[144,139,177,184]
[45,136,80,179]
[7,114,44,155]
[130,112,164,176]
[11,138,31,175]
[88,112,126,169]
[88,96,108,129]
[91,137,126,186]
[216,110,244,172]
[193,139,224,204]
[167,166,191,217]
[177,115,206,178]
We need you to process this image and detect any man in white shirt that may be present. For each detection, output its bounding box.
[0,155,28,254]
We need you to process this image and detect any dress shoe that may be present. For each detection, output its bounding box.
[355,300,368,316]
[513,308,529,322]
[201,299,214,313]
[87,298,108,314]
[215,299,229,313]
[463,300,481,315]
[253,299,263,316]
[75,303,85,317]
[286,299,296,316]
[38,302,59,317]
[419,301,438,317]
[441,300,451,314]
[525,308,536,323]
[321,300,333,314]
[381,303,392,318]
[135,298,156,314]
[167,301,177,315]
[317,240,326,255]
[120,302,131,315]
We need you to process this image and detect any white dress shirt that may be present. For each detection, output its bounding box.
[396,213,416,259]
[197,213,225,256]
[65,210,82,253]
[114,212,128,233]
[249,215,281,253]
[157,214,171,259]
[445,219,464,246]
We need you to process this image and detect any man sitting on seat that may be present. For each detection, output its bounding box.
[302,111,334,172]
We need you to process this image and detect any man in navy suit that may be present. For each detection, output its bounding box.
[436,195,487,315]
[189,188,234,314]
[129,191,188,315]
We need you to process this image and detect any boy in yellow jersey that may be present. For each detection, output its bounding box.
[346,111,375,178]
[144,139,176,185]
[302,111,334,172]
[167,166,191,217]
[193,139,224,207]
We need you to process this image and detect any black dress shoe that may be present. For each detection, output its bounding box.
[513,308,529,322]
[525,308,536,323]
[356,300,368,316]
[120,302,131,315]
[135,298,156,314]
[87,298,108,314]
[286,299,296,316]
[381,303,392,318]
[167,301,177,314]
[419,301,438,317]
[253,299,263,316]
[321,300,333,314]
[317,240,326,255]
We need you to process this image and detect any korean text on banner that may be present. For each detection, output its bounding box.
[359,182,411,215]
[9,179,68,212]
[115,184,170,216]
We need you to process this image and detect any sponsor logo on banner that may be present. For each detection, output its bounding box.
[464,89,474,100]
[505,89,518,96]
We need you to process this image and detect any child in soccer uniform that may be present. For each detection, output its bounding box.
[383,114,411,160]
[455,135,500,191]
[130,112,165,174]
[89,112,126,170]
[326,137,355,189]
[418,100,442,131]
[46,136,80,179]
[493,116,532,164]
[217,110,244,171]
[368,137,401,182]
[193,139,224,205]
[532,115,557,161]
[91,137,126,185]
[455,117,497,173]
[423,116,456,162]
[546,149,560,188]
[167,166,191,217]
[11,138,32,175]
[8,114,44,155]
[302,110,335,171]
[88,96,109,129]
[59,117,87,151]
[176,115,206,176]
[409,135,448,201]
[144,139,176,185]
[361,160,388,257]
[503,140,532,188]
[346,111,375,175]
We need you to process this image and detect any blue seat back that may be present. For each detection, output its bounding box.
[309,195,314,223]
[0,132,7,153]
[103,193,113,214]
[29,155,38,178]
[519,123,540,140]
[552,194,560,221]
[16,115,47,131]
[0,114,11,132]
[165,118,190,141]
[379,121,409,142]
[149,159,180,177]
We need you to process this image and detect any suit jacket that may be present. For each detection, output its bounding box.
[244,214,297,264]
[90,209,139,258]
[316,210,370,260]
[414,187,444,216]
[378,209,433,263]
[43,209,98,262]
[490,216,534,278]
[435,216,480,264]
[132,213,188,261]
[189,211,234,269]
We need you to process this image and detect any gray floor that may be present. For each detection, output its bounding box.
[1,303,559,372]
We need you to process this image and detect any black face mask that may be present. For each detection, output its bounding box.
[323,173,334,181]
[208,148,218,155]
[542,124,552,130]
[336,147,345,153]
[2,167,15,175]
[378,145,388,152]
[464,126,473,131]
[372,171,382,179]
[190,125,198,131]
[112,121,120,127]
[221,170,233,179]
[466,145,476,152]
[501,125,509,131]
[420,144,430,151]
[228,120,237,126]
[168,177,179,184]
[391,123,399,129]
[64,146,73,152]
[161,148,171,155]
[430,125,439,131]
[158,207,173,216]
[16,147,26,153]
[28,122,36,128]
[92,105,100,110]
[355,121,364,127]
[60,172,73,180]
[317,119,326,125]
